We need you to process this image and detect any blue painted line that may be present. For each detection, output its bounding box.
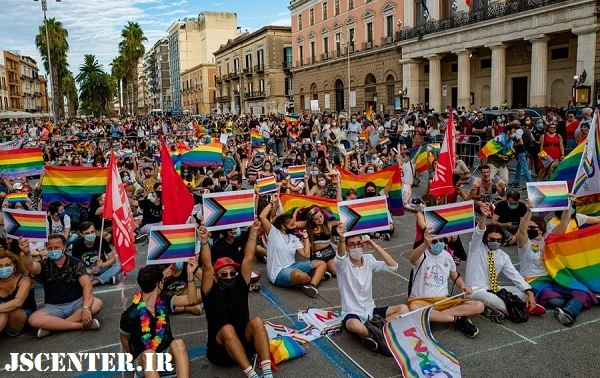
[259,284,364,378]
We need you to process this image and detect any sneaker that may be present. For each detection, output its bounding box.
[364,316,391,357]
[360,336,378,352]
[135,234,149,244]
[554,307,574,327]
[323,272,332,281]
[89,319,101,330]
[379,234,391,241]
[527,303,546,316]
[301,284,318,298]
[37,328,51,339]
[108,276,116,285]
[483,307,505,324]
[453,317,479,338]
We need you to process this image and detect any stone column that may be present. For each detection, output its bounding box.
[455,49,471,109]
[487,43,507,109]
[572,25,600,86]
[400,58,421,107]
[527,35,550,107]
[427,55,442,111]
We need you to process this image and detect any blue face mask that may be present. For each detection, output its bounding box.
[175,262,184,271]
[496,118,502,123]
[430,242,446,255]
[0,266,14,279]
[234,228,242,238]
[47,250,63,260]
[508,203,519,210]
[59,210,66,217]
[84,234,96,243]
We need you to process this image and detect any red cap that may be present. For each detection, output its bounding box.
[213,257,240,272]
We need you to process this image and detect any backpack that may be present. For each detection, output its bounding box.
[494,288,528,323]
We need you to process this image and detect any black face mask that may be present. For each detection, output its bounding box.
[527,229,540,240]
[231,184,238,191]
[365,191,377,198]
[216,277,236,291]
[219,180,227,187]
[283,227,295,235]
[155,191,162,199]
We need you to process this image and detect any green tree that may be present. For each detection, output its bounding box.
[62,71,78,118]
[110,55,127,115]
[35,17,69,121]
[119,22,147,115]
[76,54,112,116]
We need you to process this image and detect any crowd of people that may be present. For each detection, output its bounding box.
[0,105,598,377]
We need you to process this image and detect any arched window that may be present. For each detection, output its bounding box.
[386,74,395,106]
[365,73,377,85]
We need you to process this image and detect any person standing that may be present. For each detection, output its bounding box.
[510,121,534,188]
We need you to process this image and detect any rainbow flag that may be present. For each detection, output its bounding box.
[0,148,44,178]
[285,114,300,128]
[388,164,404,216]
[413,145,429,174]
[6,193,28,206]
[364,107,374,125]
[254,147,265,155]
[338,165,395,198]
[279,193,339,221]
[551,142,584,183]
[424,200,475,238]
[477,137,506,158]
[42,165,108,208]
[526,181,569,212]
[288,165,306,180]
[578,194,600,217]
[202,190,255,231]
[251,129,264,147]
[379,137,391,147]
[427,143,441,153]
[146,224,196,265]
[256,176,277,194]
[3,209,47,242]
[180,143,223,168]
[269,337,306,365]
[338,196,390,237]
[544,223,600,297]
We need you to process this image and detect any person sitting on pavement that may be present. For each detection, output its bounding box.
[336,227,409,353]
[130,183,163,235]
[465,204,540,322]
[259,193,328,297]
[120,260,197,378]
[71,222,122,286]
[47,201,77,247]
[491,190,527,246]
[516,197,596,326]
[200,221,274,378]
[546,205,600,234]
[0,250,36,337]
[161,261,203,315]
[408,229,484,337]
[294,206,339,276]
[20,234,103,338]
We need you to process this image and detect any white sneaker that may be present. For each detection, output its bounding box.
[89,319,101,330]
[37,328,51,339]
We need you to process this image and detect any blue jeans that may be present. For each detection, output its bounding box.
[274,261,315,287]
[512,151,533,184]
[93,261,122,284]
[546,297,584,317]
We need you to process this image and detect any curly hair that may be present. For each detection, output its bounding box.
[0,250,25,274]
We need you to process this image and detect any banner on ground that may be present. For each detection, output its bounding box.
[202,190,255,231]
[3,209,48,242]
[338,196,391,237]
[424,201,475,239]
[146,224,196,265]
[383,307,462,378]
[298,307,343,336]
[526,181,569,212]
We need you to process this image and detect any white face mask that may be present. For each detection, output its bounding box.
[318,180,327,187]
[348,248,363,260]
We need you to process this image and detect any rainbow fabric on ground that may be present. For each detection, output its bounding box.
[42,165,108,209]
[179,143,223,168]
[147,224,196,264]
[279,193,339,220]
[0,147,44,178]
[3,209,47,242]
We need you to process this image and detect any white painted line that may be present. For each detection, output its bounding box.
[326,335,375,378]
[496,323,537,345]
[389,270,409,281]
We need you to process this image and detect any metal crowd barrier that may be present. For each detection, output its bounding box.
[456,135,481,172]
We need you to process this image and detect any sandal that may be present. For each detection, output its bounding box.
[249,283,262,293]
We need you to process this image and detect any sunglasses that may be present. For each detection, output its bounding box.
[527,226,540,231]
[218,270,238,279]
[487,238,502,243]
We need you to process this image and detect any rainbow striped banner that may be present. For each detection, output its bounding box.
[3,209,48,242]
[0,148,44,178]
[412,145,429,174]
[180,143,223,168]
[477,137,507,158]
[257,176,278,194]
[251,129,264,147]
[338,165,395,198]
[424,200,475,238]
[383,307,461,378]
[146,224,196,265]
[202,189,255,231]
[285,114,300,128]
[42,165,108,209]
[279,193,339,221]
[288,165,306,180]
[527,181,569,212]
[6,192,28,206]
[379,137,391,147]
[338,196,391,237]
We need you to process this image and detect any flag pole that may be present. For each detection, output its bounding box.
[389,287,485,321]
[97,217,105,259]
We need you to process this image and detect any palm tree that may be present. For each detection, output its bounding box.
[119,22,147,115]
[35,17,69,121]
[110,55,127,115]
[76,54,112,116]
[62,71,78,118]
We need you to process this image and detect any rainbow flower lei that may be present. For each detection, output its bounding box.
[132,292,167,350]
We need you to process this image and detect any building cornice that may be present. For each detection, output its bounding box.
[214,26,292,57]
[291,43,398,73]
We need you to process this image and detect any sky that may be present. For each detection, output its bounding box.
[0,0,291,80]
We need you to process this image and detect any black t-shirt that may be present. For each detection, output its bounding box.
[494,201,527,226]
[71,237,112,268]
[120,292,175,359]
[202,273,249,360]
[139,199,163,226]
[37,255,86,304]
[211,232,249,264]
[163,267,190,297]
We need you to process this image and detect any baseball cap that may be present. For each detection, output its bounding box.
[13,183,23,190]
[213,257,240,272]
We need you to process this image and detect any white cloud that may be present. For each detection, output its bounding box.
[269,18,291,27]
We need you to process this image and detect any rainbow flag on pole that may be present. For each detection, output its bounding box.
[477,136,506,158]
[41,165,108,208]
[288,165,306,180]
[256,176,278,194]
[251,129,264,147]
[379,137,391,147]
[551,141,584,183]
[424,201,475,238]
[338,196,391,237]
[0,148,44,178]
[3,209,48,242]
[180,143,223,168]
[202,190,256,231]
[412,145,429,174]
[279,193,339,221]
[6,193,28,206]
[146,224,196,265]
[388,165,404,216]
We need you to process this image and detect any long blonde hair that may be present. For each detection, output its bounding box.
[0,250,25,275]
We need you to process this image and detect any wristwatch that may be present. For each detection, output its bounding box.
[82,305,91,311]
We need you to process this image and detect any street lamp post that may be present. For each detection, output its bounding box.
[346,28,352,116]
[34,0,60,125]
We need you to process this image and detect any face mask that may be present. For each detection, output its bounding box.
[486,241,502,251]
[508,203,519,210]
[47,250,63,260]
[216,277,237,291]
[148,193,156,204]
[219,180,227,187]
[175,262,184,271]
[84,234,96,243]
[430,242,446,255]
[234,228,241,238]
[155,191,162,199]
[59,210,66,217]
[231,184,238,191]
[318,180,327,187]
[123,175,130,181]
[348,248,363,260]
[352,118,356,122]
[496,118,502,123]
[527,229,540,240]
[312,171,319,176]
[208,173,213,178]
[0,266,14,279]
[283,227,295,235]
[365,191,376,198]
[525,120,531,125]
[366,169,374,174]
[145,173,152,178]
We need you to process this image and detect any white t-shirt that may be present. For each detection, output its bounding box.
[546,213,588,235]
[410,250,456,298]
[401,125,415,138]
[402,161,414,185]
[49,214,71,235]
[335,253,397,322]
[266,227,304,283]
[517,239,548,279]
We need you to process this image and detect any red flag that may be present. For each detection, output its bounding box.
[160,139,194,225]
[103,151,137,274]
[429,110,456,197]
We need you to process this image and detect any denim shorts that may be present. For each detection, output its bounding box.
[134,347,175,378]
[39,297,83,319]
[274,261,315,287]
[2,309,33,337]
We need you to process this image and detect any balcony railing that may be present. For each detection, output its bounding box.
[381,36,394,46]
[296,60,304,68]
[245,91,266,99]
[216,76,223,84]
[282,61,292,70]
[397,0,568,41]
[320,52,330,61]
[244,67,253,76]
[362,41,373,50]
[231,71,240,79]
[216,96,230,103]
[254,64,265,73]
[224,74,232,81]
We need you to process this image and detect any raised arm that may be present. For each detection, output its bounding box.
[409,229,432,265]
[19,238,41,275]
[259,193,277,235]
[367,238,398,269]
[551,194,576,235]
[198,226,214,295]
[336,224,347,257]
[242,220,261,284]
[516,200,533,248]
[173,257,198,307]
